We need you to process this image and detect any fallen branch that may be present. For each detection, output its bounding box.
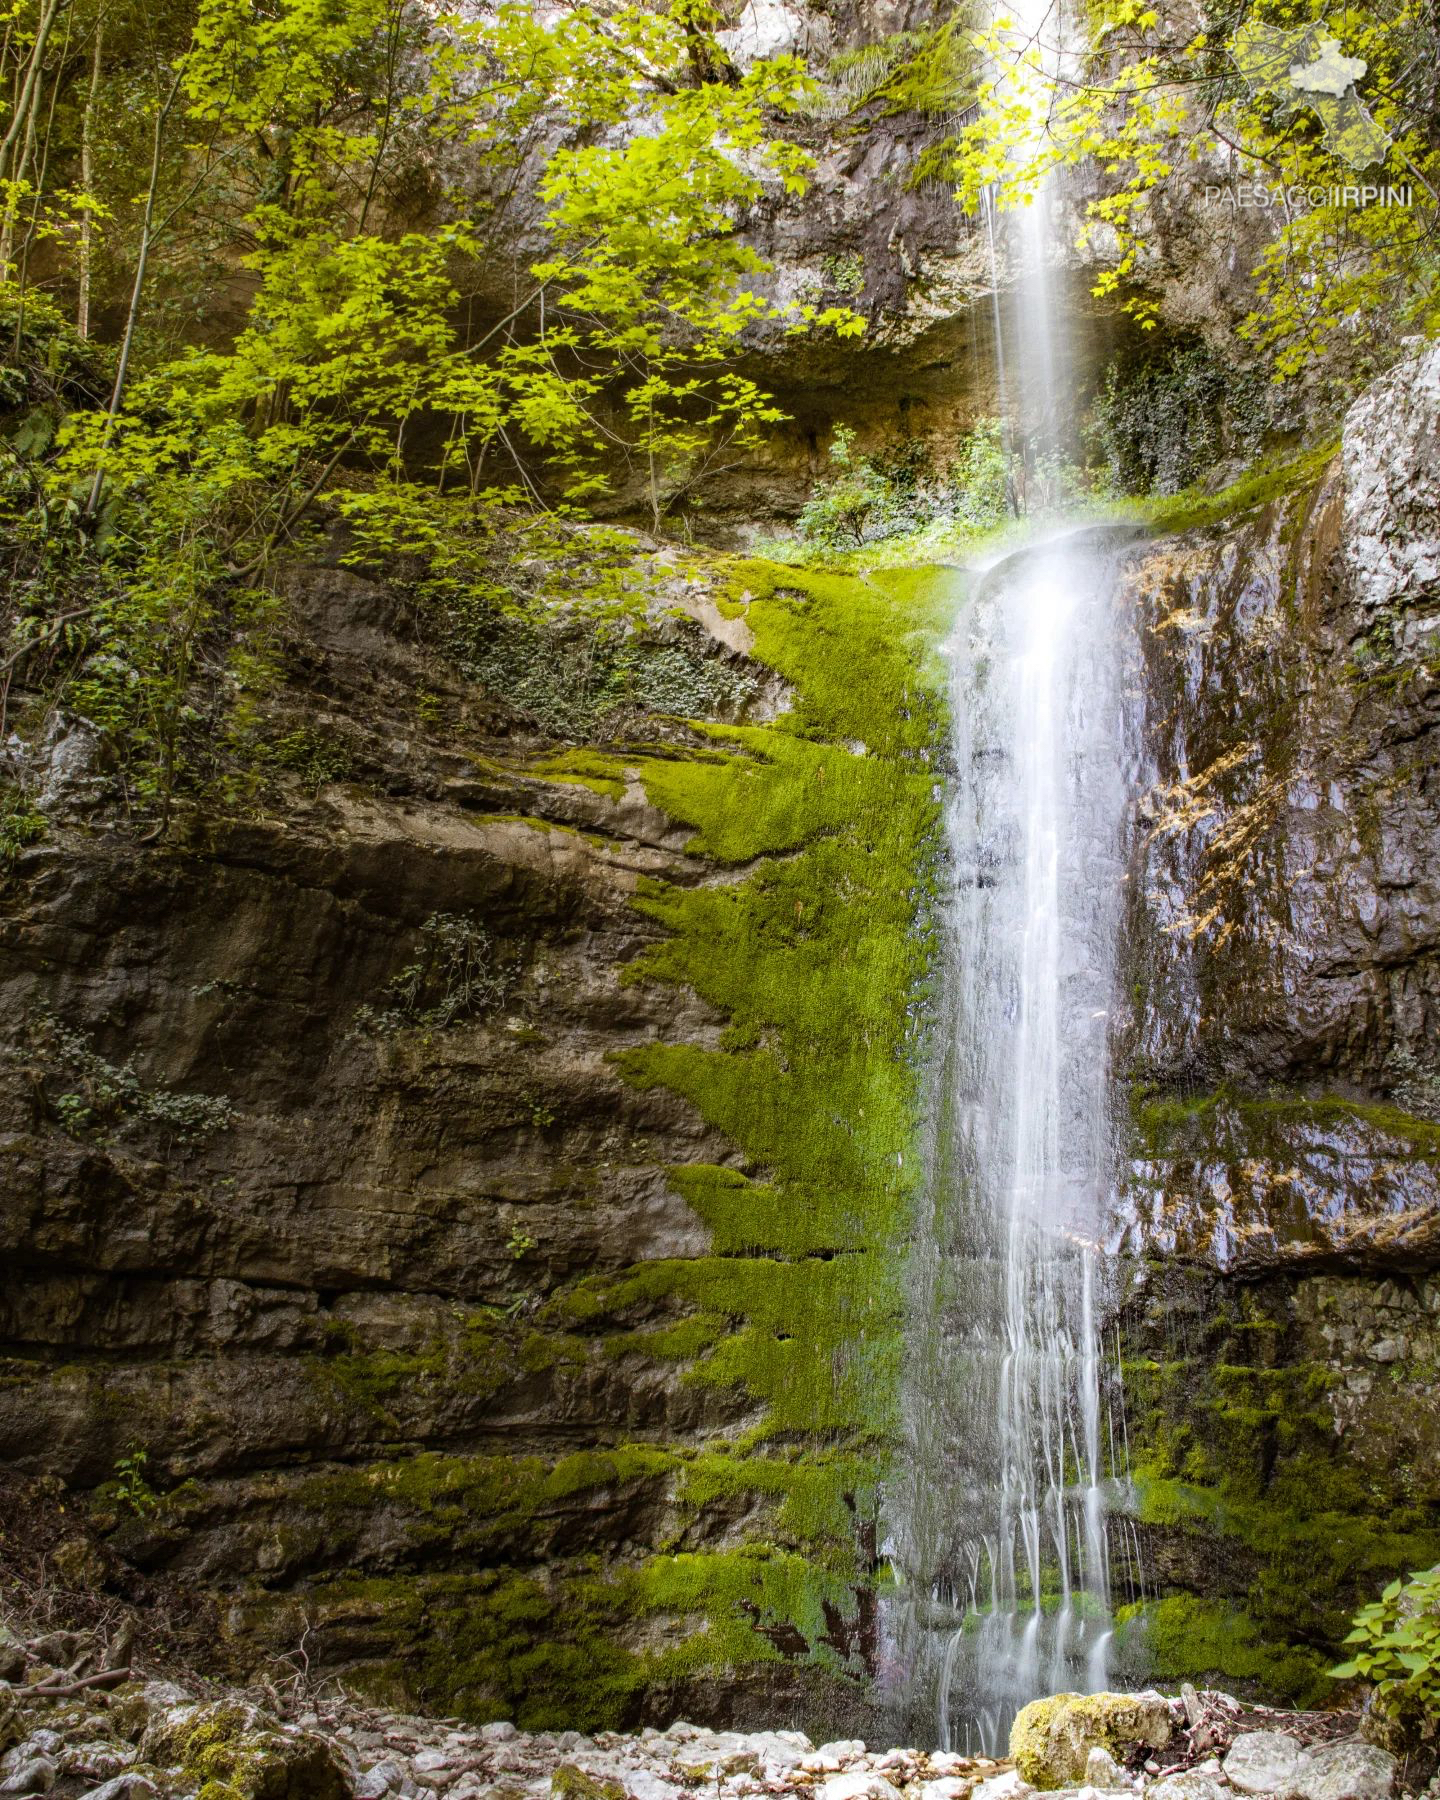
[24,1665,132,1697]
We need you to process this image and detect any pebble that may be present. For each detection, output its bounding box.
[819,1774,901,1800]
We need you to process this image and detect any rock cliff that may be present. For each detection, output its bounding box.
[1110,346,1440,1700]
[0,547,953,1729]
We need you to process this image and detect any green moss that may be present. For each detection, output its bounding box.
[553,1767,627,1800]
[1009,1691,1173,1789]
[1136,441,1338,536]
[529,748,630,800]
[272,1533,865,1733]
[1133,1084,1440,1157]
[306,1310,510,1424]
[561,560,953,1432]
[1118,1597,1329,1704]
[1121,1284,1440,1703]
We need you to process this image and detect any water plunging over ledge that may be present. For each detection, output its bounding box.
[880,0,1147,1748]
[953,531,1136,1749]
[884,523,1143,1753]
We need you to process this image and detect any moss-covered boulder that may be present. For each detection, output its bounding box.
[552,1767,628,1800]
[1010,1691,1173,1791]
[140,1700,352,1800]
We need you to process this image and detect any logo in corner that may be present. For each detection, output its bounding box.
[1230,19,1392,170]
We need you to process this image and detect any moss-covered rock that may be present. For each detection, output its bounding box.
[1009,1691,1173,1791]
[0,542,954,1727]
[553,1765,628,1800]
[139,1700,351,1800]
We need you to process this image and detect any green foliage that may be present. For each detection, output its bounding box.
[803,20,980,124]
[356,913,512,1034]
[1088,339,1267,495]
[32,1010,236,1142]
[795,420,1017,550]
[820,252,865,296]
[1331,1565,1440,1718]
[1,0,861,830]
[0,783,46,864]
[956,0,1440,385]
[451,604,760,742]
[112,1447,159,1516]
[265,726,352,794]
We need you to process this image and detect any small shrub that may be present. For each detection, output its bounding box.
[1331,1564,1440,1722]
[795,420,1016,550]
[0,783,46,865]
[357,912,512,1033]
[266,726,353,795]
[820,252,864,295]
[113,1447,159,1516]
[32,1012,235,1143]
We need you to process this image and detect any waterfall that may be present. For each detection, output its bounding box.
[928,529,1135,1750]
[881,0,1140,1754]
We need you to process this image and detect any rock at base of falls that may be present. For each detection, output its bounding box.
[1222,1737,1399,1800]
[1296,1746,1400,1800]
[1148,1776,1227,1800]
[820,1774,904,1800]
[1010,1693,1174,1790]
[1223,1734,1307,1798]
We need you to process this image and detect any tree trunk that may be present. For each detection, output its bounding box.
[76,15,102,338]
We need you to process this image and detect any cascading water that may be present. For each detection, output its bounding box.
[882,0,1142,1755]
[925,530,1137,1751]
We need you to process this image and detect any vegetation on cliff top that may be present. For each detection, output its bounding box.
[0,0,860,827]
[959,0,1440,391]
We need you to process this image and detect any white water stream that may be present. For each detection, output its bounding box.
[884,0,1142,1753]
[926,529,1136,1751]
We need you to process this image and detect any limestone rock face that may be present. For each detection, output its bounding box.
[1,549,945,1732]
[1342,342,1440,637]
[1112,341,1440,1699]
[0,557,788,1718]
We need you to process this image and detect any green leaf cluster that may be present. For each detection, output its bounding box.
[1,0,863,830]
[1330,1564,1440,1716]
[953,0,1440,384]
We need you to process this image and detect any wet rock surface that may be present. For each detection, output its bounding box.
[1109,345,1440,1699]
[0,554,831,1718]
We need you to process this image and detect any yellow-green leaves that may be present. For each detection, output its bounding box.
[954,0,1439,379]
